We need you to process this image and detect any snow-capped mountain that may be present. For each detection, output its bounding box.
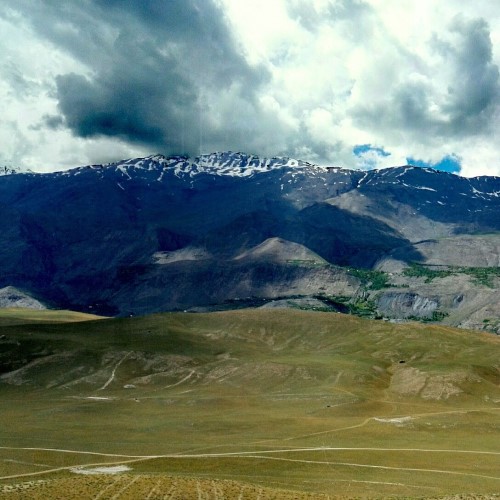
[57,152,322,179]
[12,151,498,205]
[0,151,498,329]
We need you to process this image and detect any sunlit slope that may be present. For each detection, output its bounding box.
[0,309,498,498]
[0,309,497,400]
[0,308,105,327]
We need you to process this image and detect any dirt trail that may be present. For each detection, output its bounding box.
[162,370,196,389]
[242,455,500,481]
[1,440,499,484]
[99,352,132,391]
[0,458,145,482]
[282,406,500,441]
[1,443,500,464]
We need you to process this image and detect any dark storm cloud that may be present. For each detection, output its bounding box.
[440,16,499,132]
[5,0,270,155]
[353,16,500,142]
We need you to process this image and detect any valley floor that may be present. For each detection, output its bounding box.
[0,309,498,498]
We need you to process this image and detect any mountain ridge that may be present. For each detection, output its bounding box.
[0,151,498,331]
[6,150,500,184]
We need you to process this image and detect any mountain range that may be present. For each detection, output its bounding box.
[1,152,499,332]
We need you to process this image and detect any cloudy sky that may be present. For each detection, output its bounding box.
[1,0,499,176]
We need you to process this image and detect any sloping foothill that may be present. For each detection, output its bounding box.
[0,308,498,399]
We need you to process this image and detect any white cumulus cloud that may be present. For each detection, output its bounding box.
[0,0,499,176]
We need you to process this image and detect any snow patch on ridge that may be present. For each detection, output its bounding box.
[54,152,334,181]
[2,153,500,202]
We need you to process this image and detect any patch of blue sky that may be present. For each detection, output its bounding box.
[353,144,390,157]
[406,155,461,174]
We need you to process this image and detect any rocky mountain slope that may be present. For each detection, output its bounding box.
[0,152,498,331]
[0,286,45,310]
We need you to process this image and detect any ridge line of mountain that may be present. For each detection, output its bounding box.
[2,151,499,183]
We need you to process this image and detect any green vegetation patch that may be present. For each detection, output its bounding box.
[407,310,449,323]
[403,263,454,282]
[314,294,380,319]
[465,266,500,286]
[403,263,500,287]
[346,268,390,290]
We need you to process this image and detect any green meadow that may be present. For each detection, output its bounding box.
[0,308,498,498]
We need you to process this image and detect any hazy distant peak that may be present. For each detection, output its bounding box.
[0,165,28,176]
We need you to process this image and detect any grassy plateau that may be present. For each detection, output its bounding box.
[0,308,498,498]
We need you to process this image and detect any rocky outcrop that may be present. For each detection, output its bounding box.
[377,292,439,318]
[0,286,46,310]
[388,365,477,400]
